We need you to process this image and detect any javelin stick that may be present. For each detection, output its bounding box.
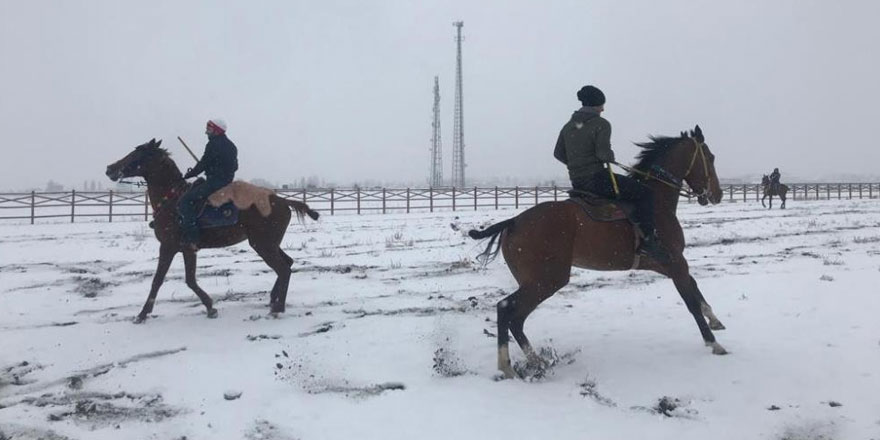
[176,136,200,163]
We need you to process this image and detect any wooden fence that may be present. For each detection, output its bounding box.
[2,183,879,224]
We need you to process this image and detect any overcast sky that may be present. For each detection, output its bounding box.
[1,0,879,190]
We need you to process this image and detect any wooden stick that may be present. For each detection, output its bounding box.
[177,136,200,162]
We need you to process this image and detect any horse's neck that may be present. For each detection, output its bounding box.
[644,179,681,213]
[144,160,185,210]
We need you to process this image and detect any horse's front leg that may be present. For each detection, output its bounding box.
[182,250,218,318]
[668,261,727,355]
[688,276,726,330]
[136,244,177,323]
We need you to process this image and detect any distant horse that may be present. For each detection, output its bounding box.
[469,126,728,379]
[761,175,788,209]
[106,139,319,323]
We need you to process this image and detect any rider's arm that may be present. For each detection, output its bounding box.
[184,144,212,179]
[595,120,615,163]
[553,131,568,164]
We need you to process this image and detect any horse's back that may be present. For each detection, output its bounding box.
[501,200,637,274]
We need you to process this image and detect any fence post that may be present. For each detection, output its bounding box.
[109,190,114,222]
[534,186,539,206]
[474,186,478,211]
[30,191,35,224]
[71,190,76,223]
[144,190,149,221]
[429,187,434,213]
[357,188,361,215]
[330,189,335,215]
[452,187,456,211]
[837,184,841,199]
[870,184,874,199]
[553,185,558,201]
[406,188,410,213]
[859,184,863,199]
[815,184,819,200]
[382,188,386,214]
[494,186,498,209]
[515,186,519,209]
[729,185,733,202]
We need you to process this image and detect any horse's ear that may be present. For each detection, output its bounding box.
[693,125,704,142]
[155,139,162,148]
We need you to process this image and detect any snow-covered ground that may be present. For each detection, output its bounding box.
[1,200,879,440]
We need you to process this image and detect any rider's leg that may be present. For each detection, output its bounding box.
[607,174,670,262]
[611,174,655,236]
[177,183,218,245]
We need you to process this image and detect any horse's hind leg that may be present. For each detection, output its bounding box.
[251,243,292,314]
[688,276,725,330]
[497,278,567,378]
[183,250,218,318]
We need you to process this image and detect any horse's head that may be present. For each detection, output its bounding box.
[105,139,165,181]
[681,125,722,206]
[762,175,770,185]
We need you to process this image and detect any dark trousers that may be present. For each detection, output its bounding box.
[178,179,229,243]
[572,172,655,235]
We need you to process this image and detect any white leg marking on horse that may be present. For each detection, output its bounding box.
[706,341,728,355]
[498,345,516,378]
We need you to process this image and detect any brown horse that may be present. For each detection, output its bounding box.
[469,126,728,379]
[106,139,319,323]
[761,174,788,209]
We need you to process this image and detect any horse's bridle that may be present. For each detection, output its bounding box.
[683,137,713,201]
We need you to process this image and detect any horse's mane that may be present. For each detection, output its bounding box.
[137,143,172,159]
[629,134,687,178]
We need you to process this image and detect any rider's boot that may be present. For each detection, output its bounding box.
[637,231,671,265]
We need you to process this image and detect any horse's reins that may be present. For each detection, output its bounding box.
[611,137,711,199]
[117,180,147,188]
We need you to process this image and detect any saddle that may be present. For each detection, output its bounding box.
[566,189,636,223]
[196,200,239,228]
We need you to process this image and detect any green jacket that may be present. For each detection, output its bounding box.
[554,108,615,182]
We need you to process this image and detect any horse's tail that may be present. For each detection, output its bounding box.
[468,218,515,265]
[283,198,320,222]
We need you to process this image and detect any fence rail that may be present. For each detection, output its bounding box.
[2,183,879,224]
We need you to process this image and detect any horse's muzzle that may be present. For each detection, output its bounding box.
[105,165,123,182]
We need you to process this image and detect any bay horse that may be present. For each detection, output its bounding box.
[469,126,728,379]
[761,174,788,209]
[106,139,319,323]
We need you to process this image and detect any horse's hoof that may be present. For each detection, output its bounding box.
[207,308,219,319]
[270,304,285,314]
[497,368,517,380]
[708,342,729,355]
[709,321,726,331]
[133,315,147,324]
